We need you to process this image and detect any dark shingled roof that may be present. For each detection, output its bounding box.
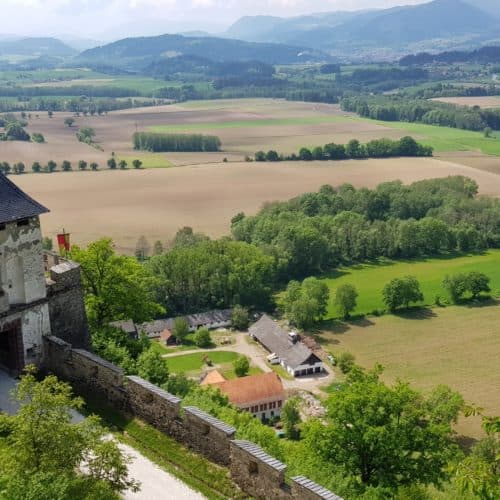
[0,173,49,224]
[292,476,344,500]
[249,315,322,370]
[231,440,286,472]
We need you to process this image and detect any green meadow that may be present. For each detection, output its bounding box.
[149,115,348,132]
[117,155,174,169]
[352,116,500,156]
[322,250,500,318]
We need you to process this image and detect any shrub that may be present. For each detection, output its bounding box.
[231,305,250,330]
[31,132,45,143]
[194,328,212,348]
[233,356,250,377]
[337,352,355,374]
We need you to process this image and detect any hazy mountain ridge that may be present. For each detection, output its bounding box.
[77,33,332,71]
[225,0,500,56]
[0,37,76,57]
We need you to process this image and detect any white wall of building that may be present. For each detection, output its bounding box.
[0,218,47,306]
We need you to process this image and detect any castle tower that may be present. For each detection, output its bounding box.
[0,173,51,375]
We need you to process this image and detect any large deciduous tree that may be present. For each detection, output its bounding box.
[305,366,461,489]
[0,368,139,498]
[382,275,423,312]
[71,238,163,330]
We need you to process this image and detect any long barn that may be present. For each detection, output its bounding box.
[249,315,324,377]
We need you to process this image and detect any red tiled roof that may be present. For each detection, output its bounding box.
[201,369,226,386]
[212,372,284,406]
[160,328,173,341]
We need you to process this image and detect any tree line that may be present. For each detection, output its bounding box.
[254,136,433,162]
[231,177,499,279]
[133,132,222,153]
[0,157,144,175]
[341,96,500,132]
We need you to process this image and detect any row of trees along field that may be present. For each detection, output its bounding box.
[0,158,143,175]
[68,240,499,500]
[254,136,432,162]
[133,132,221,152]
[341,95,500,131]
[0,96,159,113]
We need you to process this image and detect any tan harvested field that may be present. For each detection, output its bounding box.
[432,96,500,108]
[0,99,411,168]
[14,157,500,254]
[319,303,500,439]
[439,151,500,175]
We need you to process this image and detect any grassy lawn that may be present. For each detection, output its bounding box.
[221,366,263,380]
[117,155,174,169]
[166,351,239,374]
[321,250,500,318]
[149,115,348,132]
[317,303,500,439]
[269,364,294,381]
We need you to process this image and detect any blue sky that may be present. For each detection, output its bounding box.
[2,0,428,39]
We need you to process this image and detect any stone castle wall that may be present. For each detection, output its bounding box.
[42,335,342,500]
[44,252,90,349]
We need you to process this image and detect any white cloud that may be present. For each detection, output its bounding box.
[0,0,429,38]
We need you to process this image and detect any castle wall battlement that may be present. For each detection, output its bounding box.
[42,335,342,500]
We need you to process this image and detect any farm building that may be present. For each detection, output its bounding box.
[0,174,88,375]
[202,371,286,421]
[160,328,176,346]
[112,309,233,339]
[249,315,324,378]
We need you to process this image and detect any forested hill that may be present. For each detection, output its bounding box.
[400,45,500,66]
[77,34,330,71]
[0,37,76,57]
[224,0,499,55]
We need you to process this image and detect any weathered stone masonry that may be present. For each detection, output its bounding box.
[42,335,343,500]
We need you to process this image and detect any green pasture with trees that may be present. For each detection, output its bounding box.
[321,251,500,319]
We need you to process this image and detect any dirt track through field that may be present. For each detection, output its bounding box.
[15,157,500,254]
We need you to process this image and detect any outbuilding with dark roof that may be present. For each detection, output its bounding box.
[249,315,324,377]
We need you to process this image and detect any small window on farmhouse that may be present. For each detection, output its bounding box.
[202,423,210,436]
[248,461,258,475]
[17,219,29,227]
[0,224,5,231]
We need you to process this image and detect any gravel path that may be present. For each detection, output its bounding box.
[121,442,205,500]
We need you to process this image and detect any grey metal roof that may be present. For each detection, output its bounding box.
[249,315,321,370]
[184,309,232,327]
[0,173,49,224]
[292,476,344,500]
[127,376,181,404]
[231,440,287,472]
[110,319,138,335]
[135,309,233,338]
[184,406,236,436]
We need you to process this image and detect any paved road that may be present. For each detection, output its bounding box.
[0,370,205,500]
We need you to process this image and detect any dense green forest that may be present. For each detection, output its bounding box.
[133,132,221,152]
[231,176,499,280]
[341,95,500,131]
